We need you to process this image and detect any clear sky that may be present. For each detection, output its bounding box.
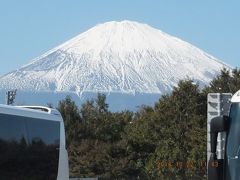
[0,0,239,75]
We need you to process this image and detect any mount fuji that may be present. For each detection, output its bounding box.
[0,20,230,110]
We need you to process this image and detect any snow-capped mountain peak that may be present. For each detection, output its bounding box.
[0,20,230,96]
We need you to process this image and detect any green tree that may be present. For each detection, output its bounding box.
[206,67,240,94]
[145,80,206,179]
[96,93,109,113]
[58,66,240,179]
[58,96,81,145]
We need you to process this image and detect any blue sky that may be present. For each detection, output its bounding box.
[0,0,239,75]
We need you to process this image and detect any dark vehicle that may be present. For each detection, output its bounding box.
[0,105,69,180]
[208,90,240,180]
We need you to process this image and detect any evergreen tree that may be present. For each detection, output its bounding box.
[96,93,109,113]
[231,68,240,93]
[58,96,81,145]
[146,80,206,179]
[57,67,240,179]
[206,67,240,94]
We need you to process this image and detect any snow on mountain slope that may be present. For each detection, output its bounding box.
[0,20,230,96]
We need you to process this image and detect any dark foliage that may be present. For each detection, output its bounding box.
[57,67,239,179]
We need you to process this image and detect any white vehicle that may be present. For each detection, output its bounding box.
[208,90,240,180]
[0,104,69,180]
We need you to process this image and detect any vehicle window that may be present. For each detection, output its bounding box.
[26,118,60,180]
[0,113,28,180]
[225,103,240,180]
[0,113,60,180]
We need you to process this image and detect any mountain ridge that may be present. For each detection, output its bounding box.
[0,20,231,97]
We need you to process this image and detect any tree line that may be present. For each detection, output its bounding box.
[57,68,240,179]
